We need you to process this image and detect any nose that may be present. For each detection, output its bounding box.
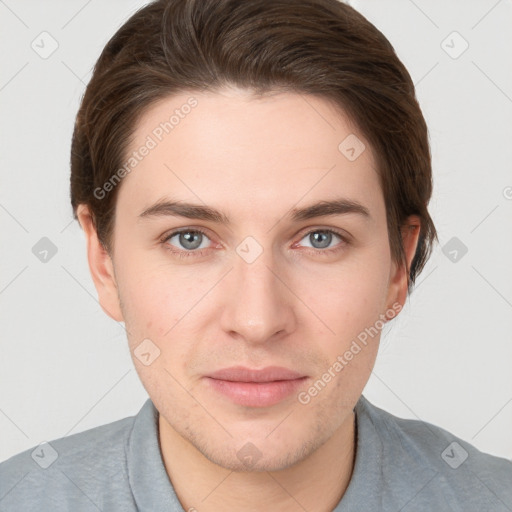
[219,245,297,345]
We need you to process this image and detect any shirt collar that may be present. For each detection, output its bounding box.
[127,398,185,512]
[333,394,385,511]
[335,394,436,511]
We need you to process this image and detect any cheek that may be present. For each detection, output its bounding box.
[117,263,217,372]
[296,244,391,341]
[116,265,185,350]
[118,271,197,391]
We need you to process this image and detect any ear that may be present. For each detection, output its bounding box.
[76,204,124,322]
[384,215,421,317]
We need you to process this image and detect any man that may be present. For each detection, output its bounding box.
[1,0,511,510]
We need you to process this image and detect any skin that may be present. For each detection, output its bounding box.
[77,87,420,512]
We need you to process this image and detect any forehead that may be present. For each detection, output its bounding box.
[116,88,382,221]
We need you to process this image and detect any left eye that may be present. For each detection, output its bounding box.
[298,230,343,250]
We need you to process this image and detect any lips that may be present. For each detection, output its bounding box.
[204,366,308,407]
[207,365,305,383]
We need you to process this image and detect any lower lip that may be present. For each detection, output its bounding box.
[204,377,308,407]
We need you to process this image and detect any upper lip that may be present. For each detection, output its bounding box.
[206,366,305,382]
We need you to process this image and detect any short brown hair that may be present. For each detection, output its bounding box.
[70,0,437,295]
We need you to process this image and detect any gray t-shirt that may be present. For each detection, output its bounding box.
[1,395,511,511]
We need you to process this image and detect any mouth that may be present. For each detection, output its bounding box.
[203,366,309,407]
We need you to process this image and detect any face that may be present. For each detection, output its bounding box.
[81,87,414,472]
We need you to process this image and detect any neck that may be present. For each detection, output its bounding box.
[159,411,356,512]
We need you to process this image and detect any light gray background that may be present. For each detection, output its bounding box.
[1,0,511,464]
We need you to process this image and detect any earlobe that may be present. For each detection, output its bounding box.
[76,205,124,323]
[385,215,421,317]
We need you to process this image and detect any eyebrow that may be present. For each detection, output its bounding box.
[137,197,371,224]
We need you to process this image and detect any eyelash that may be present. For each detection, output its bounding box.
[160,227,350,259]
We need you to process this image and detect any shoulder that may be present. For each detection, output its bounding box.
[0,410,138,511]
[358,396,512,509]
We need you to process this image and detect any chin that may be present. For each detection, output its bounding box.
[194,430,326,473]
